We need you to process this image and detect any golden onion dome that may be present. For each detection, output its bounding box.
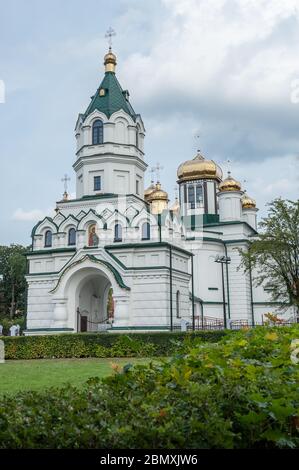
[242,193,256,209]
[170,198,180,214]
[144,183,156,201]
[104,49,117,73]
[177,152,222,183]
[219,171,242,192]
[148,183,169,202]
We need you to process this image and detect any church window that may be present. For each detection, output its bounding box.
[188,186,195,209]
[196,184,203,205]
[94,176,102,191]
[68,228,76,246]
[142,222,150,240]
[114,223,122,242]
[44,230,52,248]
[176,291,181,318]
[136,128,139,148]
[136,180,140,195]
[92,119,103,145]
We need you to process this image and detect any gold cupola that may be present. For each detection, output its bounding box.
[104,48,117,73]
[170,197,180,215]
[144,183,156,202]
[242,192,256,209]
[177,152,223,183]
[219,171,242,192]
[147,183,169,214]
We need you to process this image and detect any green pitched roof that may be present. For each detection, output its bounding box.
[84,72,136,121]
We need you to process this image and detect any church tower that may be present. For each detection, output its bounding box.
[74,47,147,199]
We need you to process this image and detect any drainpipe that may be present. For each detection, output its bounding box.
[249,259,255,326]
[224,243,231,320]
[169,244,173,331]
[200,300,204,329]
[24,256,29,332]
[191,254,195,330]
[158,214,162,243]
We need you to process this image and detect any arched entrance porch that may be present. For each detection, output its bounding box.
[76,270,112,331]
[50,255,131,331]
[67,267,112,332]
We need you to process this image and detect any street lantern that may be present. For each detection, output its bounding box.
[214,255,231,329]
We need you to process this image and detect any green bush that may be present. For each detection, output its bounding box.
[2,330,226,360]
[0,326,298,448]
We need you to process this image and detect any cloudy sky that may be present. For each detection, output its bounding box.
[0,0,298,246]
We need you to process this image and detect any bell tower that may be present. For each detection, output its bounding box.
[73,41,147,199]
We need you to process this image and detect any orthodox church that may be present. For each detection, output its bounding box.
[25,46,289,335]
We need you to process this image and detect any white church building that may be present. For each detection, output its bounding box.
[25,47,293,335]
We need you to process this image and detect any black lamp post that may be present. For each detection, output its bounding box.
[215,255,231,329]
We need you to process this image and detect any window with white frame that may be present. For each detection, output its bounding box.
[187,182,203,209]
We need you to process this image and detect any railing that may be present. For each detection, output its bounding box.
[172,318,296,331]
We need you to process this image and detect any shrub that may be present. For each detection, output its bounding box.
[0,326,298,448]
[2,330,227,360]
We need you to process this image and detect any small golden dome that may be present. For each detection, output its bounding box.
[242,193,256,209]
[148,183,168,202]
[104,49,117,73]
[170,198,180,214]
[144,183,156,201]
[148,183,169,215]
[177,152,222,183]
[219,172,241,192]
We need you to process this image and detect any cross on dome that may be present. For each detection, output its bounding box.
[154,162,164,183]
[105,27,116,51]
[61,174,70,200]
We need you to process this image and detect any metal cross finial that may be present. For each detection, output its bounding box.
[105,27,116,51]
[226,159,231,173]
[61,174,70,193]
[155,162,164,183]
[194,131,201,153]
[150,166,156,184]
[174,185,178,200]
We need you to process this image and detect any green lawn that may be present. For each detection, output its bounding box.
[0,358,149,395]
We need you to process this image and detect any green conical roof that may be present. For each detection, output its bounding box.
[83,71,136,122]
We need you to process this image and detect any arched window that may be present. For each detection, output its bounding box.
[142,222,150,240]
[92,119,103,145]
[68,228,76,246]
[114,223,122,242]
[176,291,181,318]
[44,230,52,248]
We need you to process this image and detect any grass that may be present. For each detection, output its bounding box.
[0,357,149,395]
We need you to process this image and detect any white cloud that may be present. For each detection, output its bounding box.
[121,0,299,107]
[12,208,53,222]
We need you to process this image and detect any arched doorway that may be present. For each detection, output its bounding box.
[64,267,112,332]
[76,272,112,332]
[50,255,131,331]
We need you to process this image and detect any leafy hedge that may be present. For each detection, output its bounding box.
[1,330,226,360]
[0,326,298,448]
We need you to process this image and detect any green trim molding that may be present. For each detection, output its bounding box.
[49,254,130,293]
[26,248,76,256]
[105,241,192,258]
[24,328,74,332]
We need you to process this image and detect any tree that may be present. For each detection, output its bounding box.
[0,245,27,318]
[240,199,299,319]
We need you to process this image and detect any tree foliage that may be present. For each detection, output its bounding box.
[0,244,27,318]
[240,199,299,316]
